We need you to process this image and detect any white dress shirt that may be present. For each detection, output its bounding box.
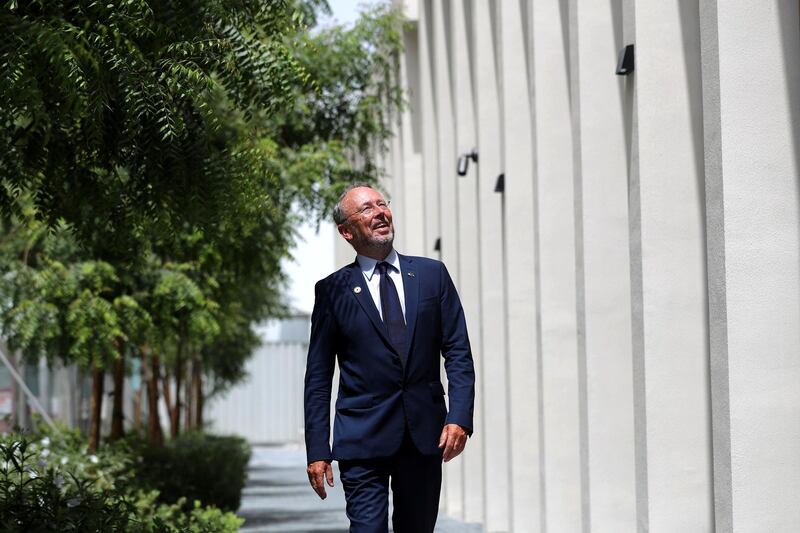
[356,249,407,322]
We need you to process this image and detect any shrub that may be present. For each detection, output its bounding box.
[29,423,139,494]
[0,439,158,533]
[0,433,245,533]
[134,433,251,512]
[130,490,243,533]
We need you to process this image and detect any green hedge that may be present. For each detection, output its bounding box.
[133,432,251,513]
[0,429,246,533]
[0,439,142,533]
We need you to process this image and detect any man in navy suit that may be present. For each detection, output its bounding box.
[304,184,476,533]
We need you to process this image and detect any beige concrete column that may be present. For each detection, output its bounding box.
[499,0,542,531]
[431,0,458,275]
[701,1,800,531]
[627,1,713,531]
[387,97,405,252]
[569,1,636,531]
[531,0,582,530]
[473,0,511,530]
[418,1,439,255]
[399,24,426,257]
[450,0,486,524]
[430,0,464,517]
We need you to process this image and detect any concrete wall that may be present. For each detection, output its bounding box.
[702,1,800,531]
[381,0,800,531]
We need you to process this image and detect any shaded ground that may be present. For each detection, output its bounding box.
[238,445,483,532]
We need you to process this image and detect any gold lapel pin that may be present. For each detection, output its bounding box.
[353,286,362,294]
[407,272,415,277]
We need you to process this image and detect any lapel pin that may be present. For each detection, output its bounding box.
[353,286,362,294]
[407,272,415,277]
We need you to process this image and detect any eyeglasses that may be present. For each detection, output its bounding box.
[345,200,391,220]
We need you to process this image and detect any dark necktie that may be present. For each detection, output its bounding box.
[376,261,407,358]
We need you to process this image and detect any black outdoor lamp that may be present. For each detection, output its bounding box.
[494,173,505,193]
[457,148,479,176]
[616,44,634,75]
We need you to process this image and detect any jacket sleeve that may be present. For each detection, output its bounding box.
[304,279,336,463]
[438,262,476,435]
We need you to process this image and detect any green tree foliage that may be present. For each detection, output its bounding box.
[0,0,405,447]
[0,0,303,252]
[271,1,406,219]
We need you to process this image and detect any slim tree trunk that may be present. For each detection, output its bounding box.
[193,359,203,430]
[184,357,193,431]
[12,352,25,431]
[144,348,164,446]
[171,357,182,438]
[170,337,184,438]
[88,366,104,453]
[109,341,125,441]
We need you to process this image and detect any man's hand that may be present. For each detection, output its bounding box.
[438,423,468,462]
[307,460,334,499]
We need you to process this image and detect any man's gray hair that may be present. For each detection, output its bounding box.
[332,182,378,225]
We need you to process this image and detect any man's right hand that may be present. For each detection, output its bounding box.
[306,460,334,499]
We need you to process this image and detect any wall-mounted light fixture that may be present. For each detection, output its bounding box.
[457,149,479,176]
[616,44,634,75]
[433,237,441,252]
[494,173,505,193]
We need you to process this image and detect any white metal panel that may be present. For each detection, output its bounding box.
[207,341,307,444]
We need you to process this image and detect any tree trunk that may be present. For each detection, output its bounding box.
[144,348,164,446]
[88,366,104,453]
[170,357,182,438]
[12,352,27,431]
[184,357,193,431]
[193,359,203,429]
[109,341,125,441]
[170,338,184,438]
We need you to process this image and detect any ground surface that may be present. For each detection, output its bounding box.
[238,445,483,532]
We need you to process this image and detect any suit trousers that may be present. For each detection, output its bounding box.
[338,429,443,533]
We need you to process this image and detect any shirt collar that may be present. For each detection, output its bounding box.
[357,249,400,281]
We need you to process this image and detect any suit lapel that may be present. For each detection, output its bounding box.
[399,254,419,361]
[347,262,395,351]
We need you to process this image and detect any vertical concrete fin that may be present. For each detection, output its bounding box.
[699,2,730,531]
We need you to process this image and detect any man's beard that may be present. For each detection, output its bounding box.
[353,228,394,250]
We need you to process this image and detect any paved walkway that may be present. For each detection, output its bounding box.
[238,445,483,532]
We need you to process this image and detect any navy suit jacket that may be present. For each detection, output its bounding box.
[304,253,475,464]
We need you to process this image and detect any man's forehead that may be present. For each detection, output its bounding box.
[345,187,384,205]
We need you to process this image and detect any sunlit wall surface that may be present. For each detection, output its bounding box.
[377,1,800,532]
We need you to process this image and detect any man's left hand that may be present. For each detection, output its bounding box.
[438,423,468,462]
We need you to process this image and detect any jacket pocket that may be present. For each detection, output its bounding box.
[336,395,374,411]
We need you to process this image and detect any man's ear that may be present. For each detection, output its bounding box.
[337,223,353,241]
